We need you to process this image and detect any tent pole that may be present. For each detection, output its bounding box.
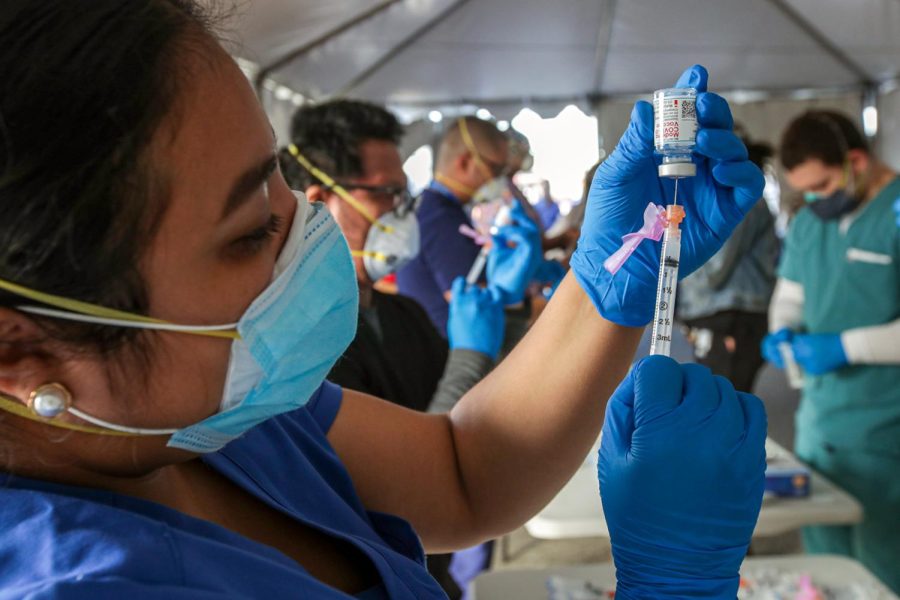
[765,0,874,87]
[253,0,401,97]
[331,0,472,99]
[592,0,618,92]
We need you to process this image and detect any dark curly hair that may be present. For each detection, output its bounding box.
[279,99,404,190]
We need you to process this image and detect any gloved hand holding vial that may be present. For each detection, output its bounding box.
[572,65,765,350]
[648,87,696,356]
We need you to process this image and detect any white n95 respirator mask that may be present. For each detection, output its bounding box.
[353,210,420,282]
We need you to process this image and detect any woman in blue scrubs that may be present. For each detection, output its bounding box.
[0,2,767,598]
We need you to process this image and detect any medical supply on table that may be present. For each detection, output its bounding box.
[654,87,698,178]
[467,202,512,285]
[765,453,811,498]
[649,204,685,356]
[738,568,894,600]
[546,576,614,600]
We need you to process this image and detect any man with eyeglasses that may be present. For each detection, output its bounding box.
[397,116,514,334]
[279,100,522,598]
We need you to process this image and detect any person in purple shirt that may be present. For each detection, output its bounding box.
[397,117,510,333]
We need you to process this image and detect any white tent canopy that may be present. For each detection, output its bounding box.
[215,0,900,166]
[224,0,900,114]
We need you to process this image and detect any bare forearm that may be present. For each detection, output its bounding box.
[448,272,642,538]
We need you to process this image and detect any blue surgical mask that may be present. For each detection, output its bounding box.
[803,160,863,221]
[0,192,359,453]
[170,195,358,451]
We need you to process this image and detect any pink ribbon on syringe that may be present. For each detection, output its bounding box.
[603,202,667,275]
[458,224,490,246]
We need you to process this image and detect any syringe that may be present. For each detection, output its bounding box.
[649,198,686,357]
[466,203,512,285]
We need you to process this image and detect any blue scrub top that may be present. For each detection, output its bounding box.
[0,382,448,599]
[396,183,483,334]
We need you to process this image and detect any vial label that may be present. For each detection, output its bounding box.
[654,94,697,146]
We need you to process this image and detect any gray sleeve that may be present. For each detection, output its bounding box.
[706,201,774,290]
[427,349,495,414]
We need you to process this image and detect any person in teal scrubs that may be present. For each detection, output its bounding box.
[763,110,900,592]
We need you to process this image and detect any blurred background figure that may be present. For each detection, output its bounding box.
[280,100,507,598]
[397,116,509,333]
[534,181,560,231]
[677,135,779,392]
[504,127,545,234]
[543,162,599,263]
[762,110,900,593]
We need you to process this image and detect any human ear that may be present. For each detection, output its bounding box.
[0,308,59,405]
[456,152,474,176]
[304,184,327,204]
[847,149,869,176]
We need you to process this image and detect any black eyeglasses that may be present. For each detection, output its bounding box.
[331,183,416,218]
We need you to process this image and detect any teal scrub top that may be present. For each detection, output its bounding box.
[779,176,900,457]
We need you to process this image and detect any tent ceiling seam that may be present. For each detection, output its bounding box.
[591,0,618,92]
[765,0,875,86]
[254,0,401,95]
[385,82,872,111]
[330,0,472,100]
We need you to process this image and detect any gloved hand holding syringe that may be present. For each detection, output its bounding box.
[461,194,542,305]
[604,87,698,357]
[465,201,512,285]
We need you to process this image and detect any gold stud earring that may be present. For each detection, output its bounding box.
[27,383,72,419]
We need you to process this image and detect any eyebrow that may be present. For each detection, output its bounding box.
[220,154,278,221]
[811,177,831,191]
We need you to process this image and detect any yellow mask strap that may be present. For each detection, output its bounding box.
[0,393,133,437]
[351,249,389,262]
[288,145,394,234]
[458,118,496,182]
[0,278,239,340]
[434,173,477,199]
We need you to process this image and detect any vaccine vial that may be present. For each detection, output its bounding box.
[653,87,698,178]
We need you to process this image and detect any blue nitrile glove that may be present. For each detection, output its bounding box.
[792,333,848,376]
[533,259,566,299]
[571,65,765,327]
[448,277,505,360]
[487,200,542,305]
[761,327,795,369]
[598,356,767,599]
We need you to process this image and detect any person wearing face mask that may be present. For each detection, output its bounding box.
[0,3,770,597]
[760,110,900,592]
[279,100,509,598]
[397,117,532,334]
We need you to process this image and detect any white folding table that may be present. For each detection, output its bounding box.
[524,438,863,540]
[472,555,897,600]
